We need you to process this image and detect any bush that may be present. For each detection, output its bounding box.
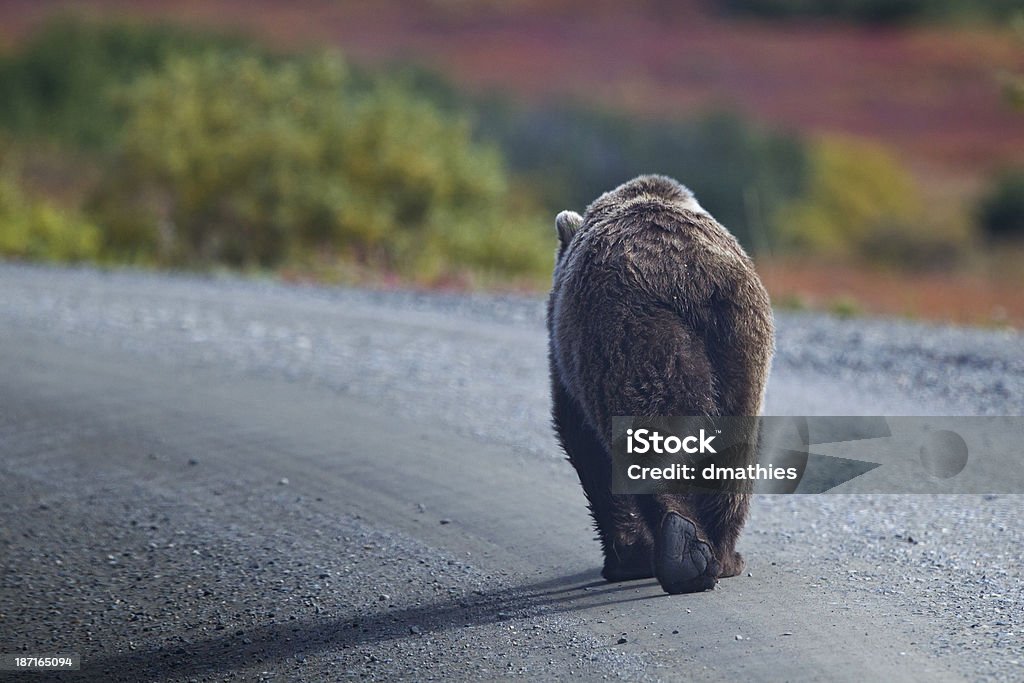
[773,135,970,265]
[0,18,805,272]
[0,172,100,262]
[92,50,550,277]
[470,102,808,253]
[0,16,253,149]
[719,0,1020,25]
[978,168,1024,241]
[378,68,809,253]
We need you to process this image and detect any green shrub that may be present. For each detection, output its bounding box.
[470,102,808,253]
[978,168,1024,241]
[0,17,806,268]
[773,136,967,265]
[0,16,253,149]
[377,68,809,253]
[92,50,550,277]
[774,136,919,254]
[0,173,100,261]
[719,0,1021,25]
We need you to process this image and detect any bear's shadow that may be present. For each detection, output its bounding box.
[78,569,666,680]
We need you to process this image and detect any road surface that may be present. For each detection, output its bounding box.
[1,263,1022,681]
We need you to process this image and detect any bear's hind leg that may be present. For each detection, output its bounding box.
[610,317,723,593]
[553,378,654,581]
[601,500,654,582]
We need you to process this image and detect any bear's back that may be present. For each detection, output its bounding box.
[550,185,772,441]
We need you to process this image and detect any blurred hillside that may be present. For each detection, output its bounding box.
[3,0,1022,193]
[1,1,1023,325]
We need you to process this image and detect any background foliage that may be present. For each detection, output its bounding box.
[0,170,100,262]
[0,15,1020,284]
[91,50,545,278]
[720,0,1023,24]
[0,18,252,149]
[978,168,1024,241]
[0,18,551,280]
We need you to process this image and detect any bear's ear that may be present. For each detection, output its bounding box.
[555,210,583,248]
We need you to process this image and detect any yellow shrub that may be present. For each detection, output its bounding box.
[774,135,923,256]
[0,174,100,262]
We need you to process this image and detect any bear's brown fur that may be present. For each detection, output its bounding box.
[548,174,774,594]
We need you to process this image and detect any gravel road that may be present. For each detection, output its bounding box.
[1,263,1022,681]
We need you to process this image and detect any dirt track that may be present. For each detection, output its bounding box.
[1,264,1022,681]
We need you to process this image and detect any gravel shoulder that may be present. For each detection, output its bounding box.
[1,263,1022,681]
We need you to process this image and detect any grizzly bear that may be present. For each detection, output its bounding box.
[548,175,774,594]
